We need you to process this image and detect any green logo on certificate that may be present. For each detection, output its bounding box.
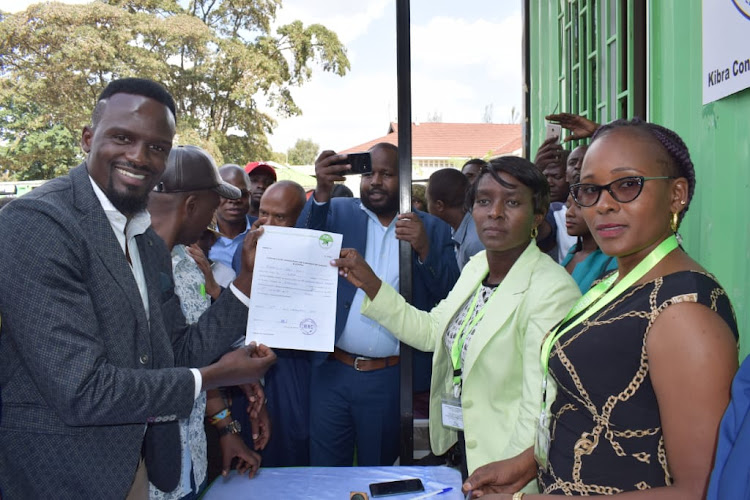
[319,234,334,248]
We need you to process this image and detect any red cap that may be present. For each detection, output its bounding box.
[244,161,277,180]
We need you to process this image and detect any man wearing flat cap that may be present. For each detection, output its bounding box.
[148,144,265,498]
[0,78,275,499]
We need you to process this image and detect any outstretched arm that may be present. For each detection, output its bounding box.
[545,113,599,142]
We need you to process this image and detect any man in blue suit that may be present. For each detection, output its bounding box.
[301,143,459,466]
[708,355,750,499]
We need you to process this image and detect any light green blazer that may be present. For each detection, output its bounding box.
[362,241,580,488]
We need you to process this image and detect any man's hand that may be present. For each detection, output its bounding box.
[200,342,276,391]
[533,137,565,171]
[233,226,264,295]
[250,403,271,450]
[332,248,382,300]
[239,382,266,420]
[313,150,350,203]
[395,213,429,262]
[251,217,266,230]
[239,380,271,450]
[462,447,537,497]
[218,432,261,478]
[545,112,599,142]
[186,244,221,299]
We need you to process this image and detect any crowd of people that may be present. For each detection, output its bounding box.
[0,77,748,500]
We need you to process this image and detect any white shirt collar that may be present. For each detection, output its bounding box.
[88,175,151,253]
[359,201,397,229]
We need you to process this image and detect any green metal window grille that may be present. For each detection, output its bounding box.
[557,0,645,125]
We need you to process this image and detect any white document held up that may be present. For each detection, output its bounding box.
[245,225,342,352]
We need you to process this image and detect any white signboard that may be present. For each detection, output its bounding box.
[703,0,750,104]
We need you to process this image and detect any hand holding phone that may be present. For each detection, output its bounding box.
[545,122,562,143]
[331,152,373,175]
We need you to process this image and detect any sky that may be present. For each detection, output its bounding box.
[270,0,522,153]
[0,0,523,156]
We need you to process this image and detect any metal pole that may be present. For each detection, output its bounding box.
[522,0,531,159]
[395,0,414,466]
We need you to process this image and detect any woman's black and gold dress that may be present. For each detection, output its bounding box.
[538,271,738,495]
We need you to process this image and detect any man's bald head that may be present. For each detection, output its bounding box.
[219,164,250,188]
[258,180,306,227]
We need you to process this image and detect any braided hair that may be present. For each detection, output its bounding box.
[591,118,696,221]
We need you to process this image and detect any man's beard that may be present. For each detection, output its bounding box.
[361,189,399,216]
[105,177,149,217]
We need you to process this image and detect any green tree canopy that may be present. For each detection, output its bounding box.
[286,137,318,165]
[0,0,349,179]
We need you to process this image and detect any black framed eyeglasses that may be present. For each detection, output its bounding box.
[569,176,676,207]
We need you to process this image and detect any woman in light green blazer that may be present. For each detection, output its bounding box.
[334,157,580,492]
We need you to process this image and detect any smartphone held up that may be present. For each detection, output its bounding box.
[332,152,373,175]
[545,122,562,143]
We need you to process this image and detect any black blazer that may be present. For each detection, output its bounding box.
[0,163,248,498]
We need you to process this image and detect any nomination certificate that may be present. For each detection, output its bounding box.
[245,225,342,352]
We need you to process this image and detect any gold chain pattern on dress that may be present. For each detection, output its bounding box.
[539,271,734,495]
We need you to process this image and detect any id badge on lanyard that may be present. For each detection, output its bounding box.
[441,392,464,431]
[445,283,500,432]
[534,378,552,470]
[535,411,551,470]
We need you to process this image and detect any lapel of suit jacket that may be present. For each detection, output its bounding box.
[461,241,540,381]
[347,199,369,254]
[70,163,151,336]
[137,231,174,368]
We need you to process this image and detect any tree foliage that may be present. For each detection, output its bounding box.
[0,0,349,179]
[286,137,318,165]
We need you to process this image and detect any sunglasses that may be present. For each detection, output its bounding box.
[569,176,676,207]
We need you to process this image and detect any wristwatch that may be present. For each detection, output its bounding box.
[218,420,242,437]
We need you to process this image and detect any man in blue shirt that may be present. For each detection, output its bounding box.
[426,167,484,270]
[301,143,459,466]
[209,165,256,269]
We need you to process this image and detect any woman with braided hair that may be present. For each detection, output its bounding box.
[463,118,739,499]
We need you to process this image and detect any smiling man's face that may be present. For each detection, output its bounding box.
[82,93,175,217]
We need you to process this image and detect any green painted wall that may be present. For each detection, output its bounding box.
[648,0,750,359]
[528,0,750,358]
[528,1,561,156]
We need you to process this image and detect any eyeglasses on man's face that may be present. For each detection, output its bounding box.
[569,176,676,207]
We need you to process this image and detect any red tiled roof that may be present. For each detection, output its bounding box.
[340,122,521,158]
[491,135,523,156]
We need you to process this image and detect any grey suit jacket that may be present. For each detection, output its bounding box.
[0,163,248,499]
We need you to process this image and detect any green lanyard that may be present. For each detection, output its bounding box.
[450,281,501,395]
[539,234,678,399]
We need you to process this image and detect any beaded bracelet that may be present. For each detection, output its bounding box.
[209,408,230,425]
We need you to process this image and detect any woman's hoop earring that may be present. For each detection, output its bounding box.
[670,212,684,245]
[530,226,539,239]
[670,212,679,233]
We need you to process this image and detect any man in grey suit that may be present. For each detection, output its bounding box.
[0,78,275,499]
